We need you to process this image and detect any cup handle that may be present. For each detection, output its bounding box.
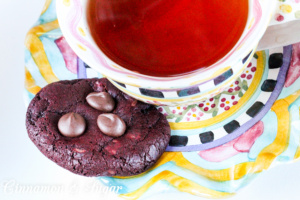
[269,0,300,26]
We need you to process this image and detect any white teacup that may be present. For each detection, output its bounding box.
[56,0,295,105]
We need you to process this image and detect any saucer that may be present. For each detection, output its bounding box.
[25,0,300,199]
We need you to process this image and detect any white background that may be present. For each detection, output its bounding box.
[1,0,300,200]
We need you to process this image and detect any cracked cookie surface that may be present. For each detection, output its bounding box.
[26,78,171,177]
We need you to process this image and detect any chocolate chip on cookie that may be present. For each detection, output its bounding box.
[97,113,126,137]
[86,92,115,112]
[58,112,86,137]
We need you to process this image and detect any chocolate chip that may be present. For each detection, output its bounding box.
[86,92,115,112]
[97,114,126,137]
[58,113,86,137]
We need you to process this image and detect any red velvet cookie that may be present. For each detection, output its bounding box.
[26,78,171,176]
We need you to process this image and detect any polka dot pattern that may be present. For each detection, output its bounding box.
[159,57,258,122]
[271,0,300,24]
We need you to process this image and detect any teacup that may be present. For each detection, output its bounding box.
[56,0,287,105]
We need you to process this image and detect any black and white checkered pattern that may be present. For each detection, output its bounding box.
[112,51,254,99]
[169,48,284,147]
